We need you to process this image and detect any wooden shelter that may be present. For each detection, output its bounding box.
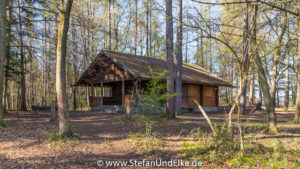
[75,50,232,109]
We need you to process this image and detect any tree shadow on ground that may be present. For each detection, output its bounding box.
[254,134,300,140]
[0,149,179,168]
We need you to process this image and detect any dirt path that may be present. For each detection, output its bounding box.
[0,108,299,168]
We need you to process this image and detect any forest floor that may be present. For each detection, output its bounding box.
[0,107,299,168]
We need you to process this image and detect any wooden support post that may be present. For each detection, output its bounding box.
[122,78,125,106]
[134,80,139,95]
[200,85,204,106]
[216,87,219,107]
[100,82,103,105]
[90,85,94,107]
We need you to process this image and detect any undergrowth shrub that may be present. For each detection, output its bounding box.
[179,126,300,168]
[129,122,164,152]
[138,67,175,119]
[180,125,238,164]
[0,120,7,128]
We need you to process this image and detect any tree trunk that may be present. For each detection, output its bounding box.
[254,45,278,134]
[80,13,90,107]
[185,25,188,63]
[251,3,262,111]
[134,0,137,55]
[73,87,77,110]
[295,6,300,123]
[256,81,262,110]
[209,38,212,72]
[248,74,254,105]
[71,19,77,110]
[252,2,277,134]
[208,6,212,73]
[149,0,152,57]
[0,0,6,125]
[140,28,143,56]
[227,75,248,137]
[166,0,175,119]
[175,0,183,114]
[200,30,203,67]
[108,0,112,50]
[283,55,289,112]
[42,20,48,106]
[4,0,12,113]
[292,77,297,105]
[146,0,149,57]
[56,0,73,137]
[196,36,199,65]
[276,89,280,107]
[113,0,119,51]
[28,41,34,109]
[17,0,27,111]
[50,101,57,123]
[240,1,249,114]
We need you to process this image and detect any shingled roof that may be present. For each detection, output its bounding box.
[75,50,232,87]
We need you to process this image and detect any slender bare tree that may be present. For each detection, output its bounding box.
[56,0,73,137]
[283,55,289,112]
[0,0,6,125]
[175,0,183,114]
[295,3,300,123]
[254,40,277,134]
[240,1,249,114]
[17,0,27,111]
[108,0,112,50]
[146,0,149,57]
[134,0,137,55]
[166,0,175,119]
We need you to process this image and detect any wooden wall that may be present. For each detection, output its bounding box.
[182,84,218,108]
[90,81,219,108]
[202,85,217,107]
[187,84,201,107]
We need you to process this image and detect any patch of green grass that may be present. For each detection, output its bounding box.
[242,121,266,127]
[241,121,267,133]
[288,119,300,124]
[43,131,80,148]
[179,127,240,165]
[179,128,300,168]
[229,156,256,167]
[180,140,209,158]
